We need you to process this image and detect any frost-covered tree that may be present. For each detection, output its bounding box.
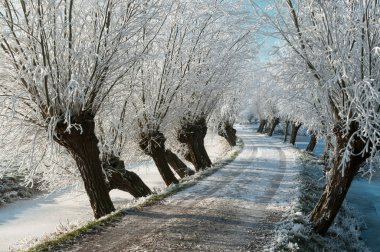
[214,95,239,147]
[103,0,254,176]
[125,0,202,186]
[250,67,281,136]
[174,8,253,170]
[254,0,380,234]
[0,0,153,218]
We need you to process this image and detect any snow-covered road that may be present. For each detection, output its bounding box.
[59,126,299,251]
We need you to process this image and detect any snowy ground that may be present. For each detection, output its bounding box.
[0,134,229,252]
[298,136,380,251]
[270,154,368,251]
[274,132,380,251]
[47,125,299,251]
[2,127,378,251]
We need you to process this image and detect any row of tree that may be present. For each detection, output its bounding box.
[0,0,253,218]
[252,0,380,235]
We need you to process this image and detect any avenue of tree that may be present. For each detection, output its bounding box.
[0,0,379,238]
[0,0,250,218]
[252,0,380,235]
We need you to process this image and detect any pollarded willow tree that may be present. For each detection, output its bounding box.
[250,67,281,136]
[120,0,205,186]
[255,0,380,234]
[175,20,253,171]
[0,0,154,218]
[258,57,325,148]
[213,95,240,147]
[211,50,256,147]
[102,0,255,181]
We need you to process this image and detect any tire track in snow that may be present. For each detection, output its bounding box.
[174,145,258,203]
[255,146,287,204]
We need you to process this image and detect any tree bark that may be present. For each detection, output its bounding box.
[257,119,267,133]
[103,154,152,198]
[263,120,271,134]
[284,120,290,143]
[267,117,279,137]
[165,149,195,178]
[217,122,237,146]
[139,131,179,186]
[320,136,332,165]
[178,117,212,171]
[306,133,317,152]
[54,117,115,219]
[311,125,368,235]
[289,122,302,145]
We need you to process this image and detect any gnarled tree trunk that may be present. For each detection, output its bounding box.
[306,133,317,152]
[257,119,267,133]
[139,131,178,186]
[178,117,212,171]
[267,117,279,137]
[263,120,271,134]
[165,149,195,178]
[103,154,152,198]
[289,122,302,145]
[284,120,290,143]
[217,122,237,146]
[54,117,115,219]
[320,136,332,165]
[311,125,368,235]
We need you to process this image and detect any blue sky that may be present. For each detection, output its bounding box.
[244,0,281,62]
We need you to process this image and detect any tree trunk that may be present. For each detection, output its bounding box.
[139,131,179,186]
[217,122,237,146]
[257,119,267,133]
[306,133,317,152]
[284,121,289,143]
[103,154,152,198]
[178,117,212,171]
[320,136,332,165]
[289,122,302,145]
[263,120,271,134]
[267,117,279,137]
[54,117,115,219]
[165,149,195,178]
[311,127,368,235]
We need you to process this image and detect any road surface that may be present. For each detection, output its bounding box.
[61,126,298,251]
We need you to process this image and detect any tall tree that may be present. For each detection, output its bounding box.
[254,0,380,234]
[0,0,152,218]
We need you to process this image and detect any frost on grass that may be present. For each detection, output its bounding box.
[9,219,85,252]
[270,154,369,252]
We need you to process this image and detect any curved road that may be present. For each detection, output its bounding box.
[63,126,297,251]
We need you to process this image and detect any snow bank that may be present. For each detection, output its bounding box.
[269,154,369,251]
